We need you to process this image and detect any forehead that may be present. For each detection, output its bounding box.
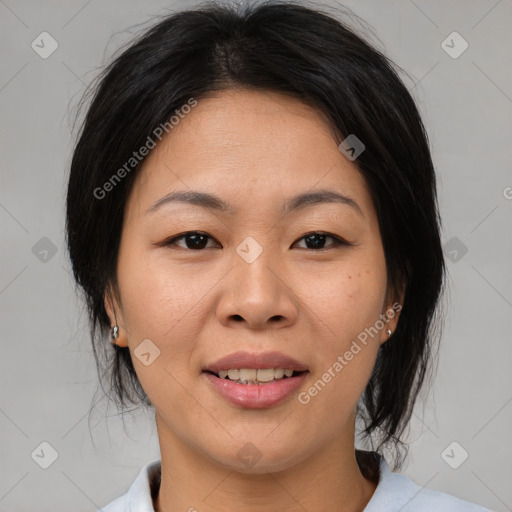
[126,88,374,221]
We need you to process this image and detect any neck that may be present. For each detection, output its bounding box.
[153,414,378,512]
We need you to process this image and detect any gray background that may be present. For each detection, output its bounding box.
[1,0,511,510]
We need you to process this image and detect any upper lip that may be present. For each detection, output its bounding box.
[203,351,309,374]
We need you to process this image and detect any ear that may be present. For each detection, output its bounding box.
[104,283,128,347]
[378,285,405,346]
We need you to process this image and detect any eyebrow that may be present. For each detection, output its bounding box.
[145,189,363,217]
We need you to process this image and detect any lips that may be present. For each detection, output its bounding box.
[202,351,310,409]
[203,350,309,374]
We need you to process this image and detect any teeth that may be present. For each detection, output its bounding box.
[215,368,299,383]
[239,368,257,381]
[227,369,239,380]
[257,369,275,382]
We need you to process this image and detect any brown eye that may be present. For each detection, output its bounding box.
[294,232,349,250]
[162,231,350,251]
[164,231,218,250]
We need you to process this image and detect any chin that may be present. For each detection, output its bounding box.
[203,439,308,475]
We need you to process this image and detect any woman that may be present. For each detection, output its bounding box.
[65,1,492,510]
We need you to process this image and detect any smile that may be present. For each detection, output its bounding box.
[213,367,303,384]
[202,369,309,408]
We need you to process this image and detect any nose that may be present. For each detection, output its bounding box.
[216,249,298,330]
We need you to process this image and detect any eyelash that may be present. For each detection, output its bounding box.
[161,231,351,251]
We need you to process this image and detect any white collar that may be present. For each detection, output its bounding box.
[112,453,489,512]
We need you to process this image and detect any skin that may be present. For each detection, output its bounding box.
[105,88,403,512]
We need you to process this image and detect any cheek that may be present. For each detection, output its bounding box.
[117,239,213,340]
[300,270,384,417]
[302,261,386,392]
[115,244,210,407]
[305,262,386,338]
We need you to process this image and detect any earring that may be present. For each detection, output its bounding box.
[111,324,119,345]
[386,328,392,337]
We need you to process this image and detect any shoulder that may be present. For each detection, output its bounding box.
[96,459,161,512]
[402,485,493,511]
[364,455,493,512]
[99,494,126,512]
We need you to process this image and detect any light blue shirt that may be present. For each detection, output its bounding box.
[98,456,493,511]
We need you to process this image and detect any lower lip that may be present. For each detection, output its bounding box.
[203,371,309,409]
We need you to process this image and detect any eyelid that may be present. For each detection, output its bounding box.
[293,231,352,249]
[160,230,353,250]
[159,231,220,249]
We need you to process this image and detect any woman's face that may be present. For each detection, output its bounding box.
[107,88,401,472]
